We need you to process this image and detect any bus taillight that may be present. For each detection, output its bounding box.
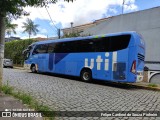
[131,60,136,74]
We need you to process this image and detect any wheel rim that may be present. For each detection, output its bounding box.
[83,72,90,81]
[31,66,36,72]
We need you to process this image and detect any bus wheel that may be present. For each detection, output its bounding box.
[80,69,92,82]
[31,65,37,73]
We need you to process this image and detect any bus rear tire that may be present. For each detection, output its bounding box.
[80,69,92,82]
[31,65,37,73]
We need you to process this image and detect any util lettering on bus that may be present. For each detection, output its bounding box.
[84,52,117,71]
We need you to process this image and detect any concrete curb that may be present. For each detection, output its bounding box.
[128,83,160,91]
[13,66,25,70]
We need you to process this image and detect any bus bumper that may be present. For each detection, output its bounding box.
[136,71,144,82]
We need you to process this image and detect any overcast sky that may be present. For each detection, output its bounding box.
[10,0,160,39]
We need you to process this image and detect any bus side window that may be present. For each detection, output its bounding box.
[47,43,55,53]
[61,42,69,53]
[76,39,94,52]
[54,41,77,53]
[54,43,63,53]
[109,35,131,51]
[32,44,48,55]
[32,45,38,55]
[94,37,110,52]
[61,41,77,53]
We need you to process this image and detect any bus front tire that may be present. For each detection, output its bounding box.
[31,65,37,73]
[80,69,92,82]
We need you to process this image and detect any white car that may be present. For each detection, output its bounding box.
[3,59,13,68]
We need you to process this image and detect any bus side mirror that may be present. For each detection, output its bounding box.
[22,49,29,55]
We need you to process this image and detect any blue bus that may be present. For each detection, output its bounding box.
[23,31,145,83]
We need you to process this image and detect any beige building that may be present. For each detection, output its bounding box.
[61,17,111,35]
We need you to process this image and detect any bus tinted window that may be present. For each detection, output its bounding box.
[47,43,55,53]
[54,42,73,53]
[48,35,130,53]
[33,44,48,54]
[63,41,77,53]
[76,39,95,52]
[93,37,110,52]
[54,43,62,53]
[110,35,131,51]
[54,40,95,53]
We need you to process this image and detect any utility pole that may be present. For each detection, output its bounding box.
[47,35,48,40]
[122,0,131,14]
[0,16,5,90]
[122,0,125,14]
[70,22,73,33]
[58,29,61,39]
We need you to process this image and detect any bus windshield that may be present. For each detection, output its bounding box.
[22,44,34,60]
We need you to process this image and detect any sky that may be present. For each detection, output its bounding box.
[10,0,160,39]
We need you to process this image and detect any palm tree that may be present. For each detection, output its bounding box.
[5,19,18,37]
[22,18,39,39]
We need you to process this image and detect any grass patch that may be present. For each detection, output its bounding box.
[1,82,54,120]
[1,81,13,94]
[148,83,158,87]
[13,92,32,105]
[33,102,51,111]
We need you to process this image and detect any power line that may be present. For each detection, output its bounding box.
[45,7,58,31]
[45,7,61,38]
[36,8,57,34]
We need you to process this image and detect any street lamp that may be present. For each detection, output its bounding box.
[70,22,73,33]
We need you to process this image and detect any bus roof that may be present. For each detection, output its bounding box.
[34,31,138,45]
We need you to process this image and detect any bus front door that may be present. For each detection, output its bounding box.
[48,53,55,72]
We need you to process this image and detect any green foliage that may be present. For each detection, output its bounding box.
[1,81,13,94]
[81,33,92,37]
[34,103,52,112]
[31,102,54,120]
[22,18,39,39]
[62,32,80,38]
[148,84,158,87]
[4,39,37,65]
[14,92,33,105]
[63,32,92,38]
[5,18,18,37]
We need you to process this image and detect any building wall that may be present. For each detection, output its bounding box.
[82,7,160,68]
[62,18,109,35]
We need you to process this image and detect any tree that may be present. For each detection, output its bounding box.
[63,32,80,38]
[0,0,74,91]
[22,18,39,39]
[5,19,18,37]
[62,31,92,38]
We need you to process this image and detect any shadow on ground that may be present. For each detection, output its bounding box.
[30,72,141,90]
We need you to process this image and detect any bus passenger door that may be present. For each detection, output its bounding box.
[46,43,56,72]
[37,53,48,72]
[48,53,55,72]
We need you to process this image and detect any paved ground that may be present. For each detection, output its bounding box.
[0,92,43,120]
[3,68,160,120]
